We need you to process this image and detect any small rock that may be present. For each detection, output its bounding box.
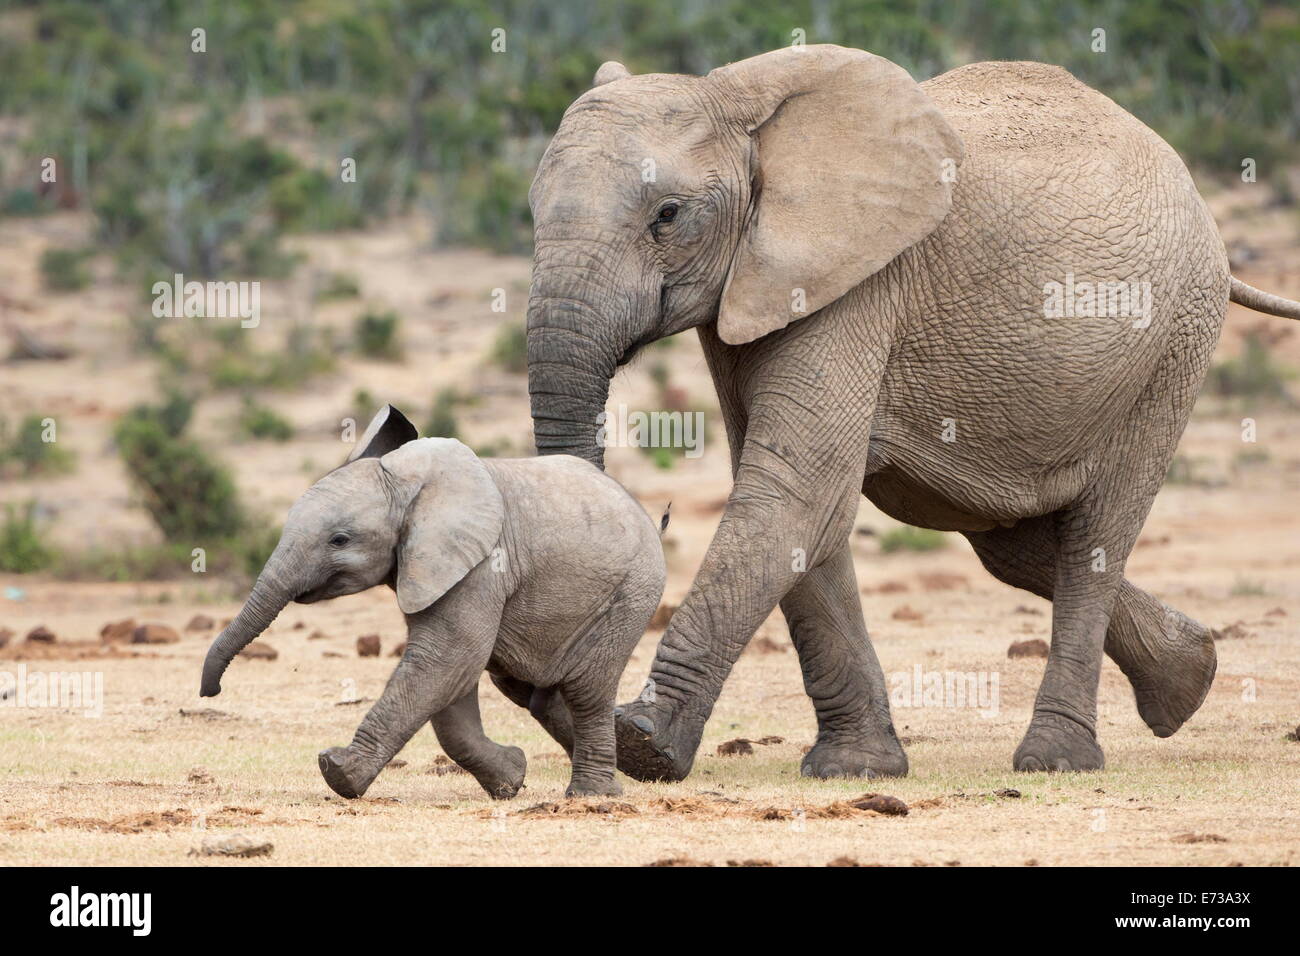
[390,641,406,658]
[25,625,56,644]
[307,629,329,640]
[726,859,775,867]
[185,614,216,632]
[645,857,712,867]
[1012,604,1044,616]
[994,788,1021,798]
[827,856,862,867]
[133,623,180,644]
[851,793,909,816]
[1008,638,1049,659]
[389,759,408,769]
[100,618,137,643]
[717,738,754,756]
[292,621,306,630]
[193,834,274,858]
[891,604,924,622]
[1172,832,1227,844]
[357,634,381,657]
[917,571,967,592]
[322,651,345,659]
[238,641,278,660]
[187,767,214,784]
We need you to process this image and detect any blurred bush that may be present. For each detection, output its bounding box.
[2,0,1293,266]
[353,310,403,360]
[0,502,56,573]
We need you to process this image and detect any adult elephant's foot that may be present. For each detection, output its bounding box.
[1013,712,1104,772]
[1105,600,1216,738]
[613,700,699,782]
[801,727,909,779]
[317,745,380,798]
[470,745,528,800]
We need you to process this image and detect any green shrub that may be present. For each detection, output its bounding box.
[0,415,75,477]
[424,388,461,439]
[39,247,92,291]
[0,502,56,573]
[316,271,361,301]
[1206,331,1295,404]
[879,525,948,554]
[490,323,528,374]
[353,310,402,360]
[238,398,294,442]
[114,412,244,542]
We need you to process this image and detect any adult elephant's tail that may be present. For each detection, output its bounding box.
[1230,276,1300,320]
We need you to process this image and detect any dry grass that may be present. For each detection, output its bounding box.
[1,188,1298,867]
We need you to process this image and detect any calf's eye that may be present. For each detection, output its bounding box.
[329,533,349,547]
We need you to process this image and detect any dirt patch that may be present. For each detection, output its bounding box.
[1173,832,1228,844]
[3,805,266,834]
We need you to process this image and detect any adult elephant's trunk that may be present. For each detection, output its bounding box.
[199,542,298,697]
[526,260,621,469]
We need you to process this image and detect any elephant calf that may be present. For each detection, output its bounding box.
[198,405,666,799]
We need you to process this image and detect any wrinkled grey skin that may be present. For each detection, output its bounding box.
[199,406,665,799]
[525,45,1300,780]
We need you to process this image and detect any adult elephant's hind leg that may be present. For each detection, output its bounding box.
[968,516,1216,739]
[783,543,907,778]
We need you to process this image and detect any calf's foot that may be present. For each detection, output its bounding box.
[471,745,527,800]
[318,746,380,799]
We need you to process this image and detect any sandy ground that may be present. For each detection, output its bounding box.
[0,181,1298,866]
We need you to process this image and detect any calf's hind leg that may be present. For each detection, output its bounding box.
[966,518,1216,738]
[431,686,527,799]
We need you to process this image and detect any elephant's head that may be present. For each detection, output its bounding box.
[199,405,504,697]
[526,44,964,466]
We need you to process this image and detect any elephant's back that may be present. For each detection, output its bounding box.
[922,61,1151,162]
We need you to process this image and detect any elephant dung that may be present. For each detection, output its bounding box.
[717,738,754,756]
[850,793,910,816]
[25,625,57,644]
[356,634,381,657]
[185,614,216,632]
[100,618,136,643]
[1007,638,1049,659]
[238,641,278,661]
[132,623,180,644]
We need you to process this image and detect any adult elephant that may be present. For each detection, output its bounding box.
[524,45,1300,780]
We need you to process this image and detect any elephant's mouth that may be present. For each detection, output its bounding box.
[616,333,655,368]
[294,577,339,604]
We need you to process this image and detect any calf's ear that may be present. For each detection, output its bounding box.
[381,438,505,615]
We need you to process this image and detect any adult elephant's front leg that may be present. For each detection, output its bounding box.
[782,544,907,778]
[615,330,879,781]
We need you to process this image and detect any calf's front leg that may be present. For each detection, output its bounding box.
[319,577,502,798]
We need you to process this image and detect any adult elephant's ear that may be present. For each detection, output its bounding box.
[710,45,964,345]
[347,405,419,462]
[381,438,505,615]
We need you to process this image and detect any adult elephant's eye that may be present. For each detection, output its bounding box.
[656,203,679,223]
[329,532,349,547]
